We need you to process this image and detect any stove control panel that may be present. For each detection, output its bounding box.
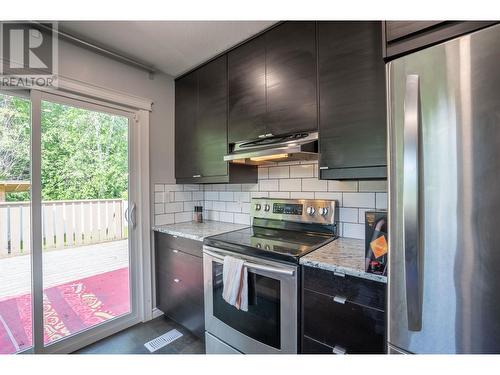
[251,198,336,225]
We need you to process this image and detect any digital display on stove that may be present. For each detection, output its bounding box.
[273,203,303,215]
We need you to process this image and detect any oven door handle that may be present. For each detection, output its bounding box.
[203,249,295,276]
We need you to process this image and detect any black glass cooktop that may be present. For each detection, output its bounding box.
[203,226,335,264]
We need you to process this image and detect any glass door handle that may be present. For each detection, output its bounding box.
[403,74,423,332]
[128,203,136,229]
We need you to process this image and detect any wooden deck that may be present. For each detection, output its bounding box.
[0,239,128,299]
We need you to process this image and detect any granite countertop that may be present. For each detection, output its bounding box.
[152,221,248,242]
[300,237,387,283]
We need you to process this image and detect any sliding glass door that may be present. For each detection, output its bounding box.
[0,92,33,354]
[0,90,140,354]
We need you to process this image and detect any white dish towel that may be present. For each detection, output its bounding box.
[222,255,248,311]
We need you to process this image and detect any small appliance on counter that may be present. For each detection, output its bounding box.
[364,210,388,276]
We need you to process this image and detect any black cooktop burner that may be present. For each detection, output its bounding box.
[203,226,335,264]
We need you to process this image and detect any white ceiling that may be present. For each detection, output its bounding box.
[59,21,277,77]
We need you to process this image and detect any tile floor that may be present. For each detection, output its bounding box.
[74,316,205,354]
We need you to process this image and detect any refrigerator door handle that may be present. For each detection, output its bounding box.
[403,74,423,331]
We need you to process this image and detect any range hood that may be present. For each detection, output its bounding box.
[224,132,318,165]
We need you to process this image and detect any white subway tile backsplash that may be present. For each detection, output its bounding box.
[328,180,358,192]
[226,202,242,213]
[219,191,234,201]
[251,191,269,198]
[376,193,388,209]
[155,213,174,226]
[205,210,220,221]
[164,202,184,213]
[343,193,375,208]
[226,184,242,192]
[290,164,315,178]
[259,179,279,191]
[205,191,219,201]
[219,212,234,223]
[359,180,387,192]
[314,192,342,204]
[269,191,290,199]
[213,201,226,211]
[268,166,290,179]
[302,178,328,192]
[234,213,251,225]
[290,192,315,199]
[279,178,301,192]
[258,167,269,179]
[343,223,365,239]
[192,191,204,201]
[340,208,358,223]
[241,203,251,213]
[175,211,192,223]
[154,161,389,242]
[183,184,200,191]
[154,192,164,203]
[234,191,250,202]
[174,191,192,202]
[241,183,258,192]
[154,203,165,214]
[164,184,183,192]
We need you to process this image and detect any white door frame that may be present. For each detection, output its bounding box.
[26,83,151,354]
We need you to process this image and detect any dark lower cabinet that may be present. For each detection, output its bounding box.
[383,21,498,60]
[301,266,386,354]
[318,21,387,180]
[155,232,205,338]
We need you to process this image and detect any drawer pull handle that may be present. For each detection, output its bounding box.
[332,345,346,355]
[319,166,329,170]
[173,278,181,283]
[172,249,179,253]
[333,295,347,304]
[172,235,178,239]
[193,175,201,178]
[333,271,345,278]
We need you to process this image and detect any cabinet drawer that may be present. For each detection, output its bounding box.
[156,232,203,258]
[302,335,335,354]
[303,288,385,354]
[303,266,385,311]
[157,247,203,291]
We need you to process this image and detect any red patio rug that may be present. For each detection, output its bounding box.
[0,267,130,354]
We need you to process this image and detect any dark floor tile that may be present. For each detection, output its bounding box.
[74,316,205,354]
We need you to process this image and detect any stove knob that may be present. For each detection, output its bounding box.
[255,203,261,211]
[264,204,271,212]
[265,244,270,250]
[306,206,316,216]
[319,207,329,216]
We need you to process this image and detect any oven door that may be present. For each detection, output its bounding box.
[203,245,298,354]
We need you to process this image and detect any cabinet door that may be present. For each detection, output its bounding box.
[318,21,387,179]
[228,36,267,142]
[265,21,317,136]
[175,72,198,179]
[197,55,229,178]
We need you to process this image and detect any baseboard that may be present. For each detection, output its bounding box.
[152,307,164,319]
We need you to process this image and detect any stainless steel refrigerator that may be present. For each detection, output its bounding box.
[387,23,500,354]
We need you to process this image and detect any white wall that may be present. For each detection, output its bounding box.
[57,39,176,216]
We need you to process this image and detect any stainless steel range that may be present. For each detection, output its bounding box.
[203,198,337,354]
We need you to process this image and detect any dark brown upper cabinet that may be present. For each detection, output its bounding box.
[264,21,317,136]
[227,36,267,143]
[228,21,318,143]
[175,55,257,184]
[383,21,498,60]
[318,21,387,180]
